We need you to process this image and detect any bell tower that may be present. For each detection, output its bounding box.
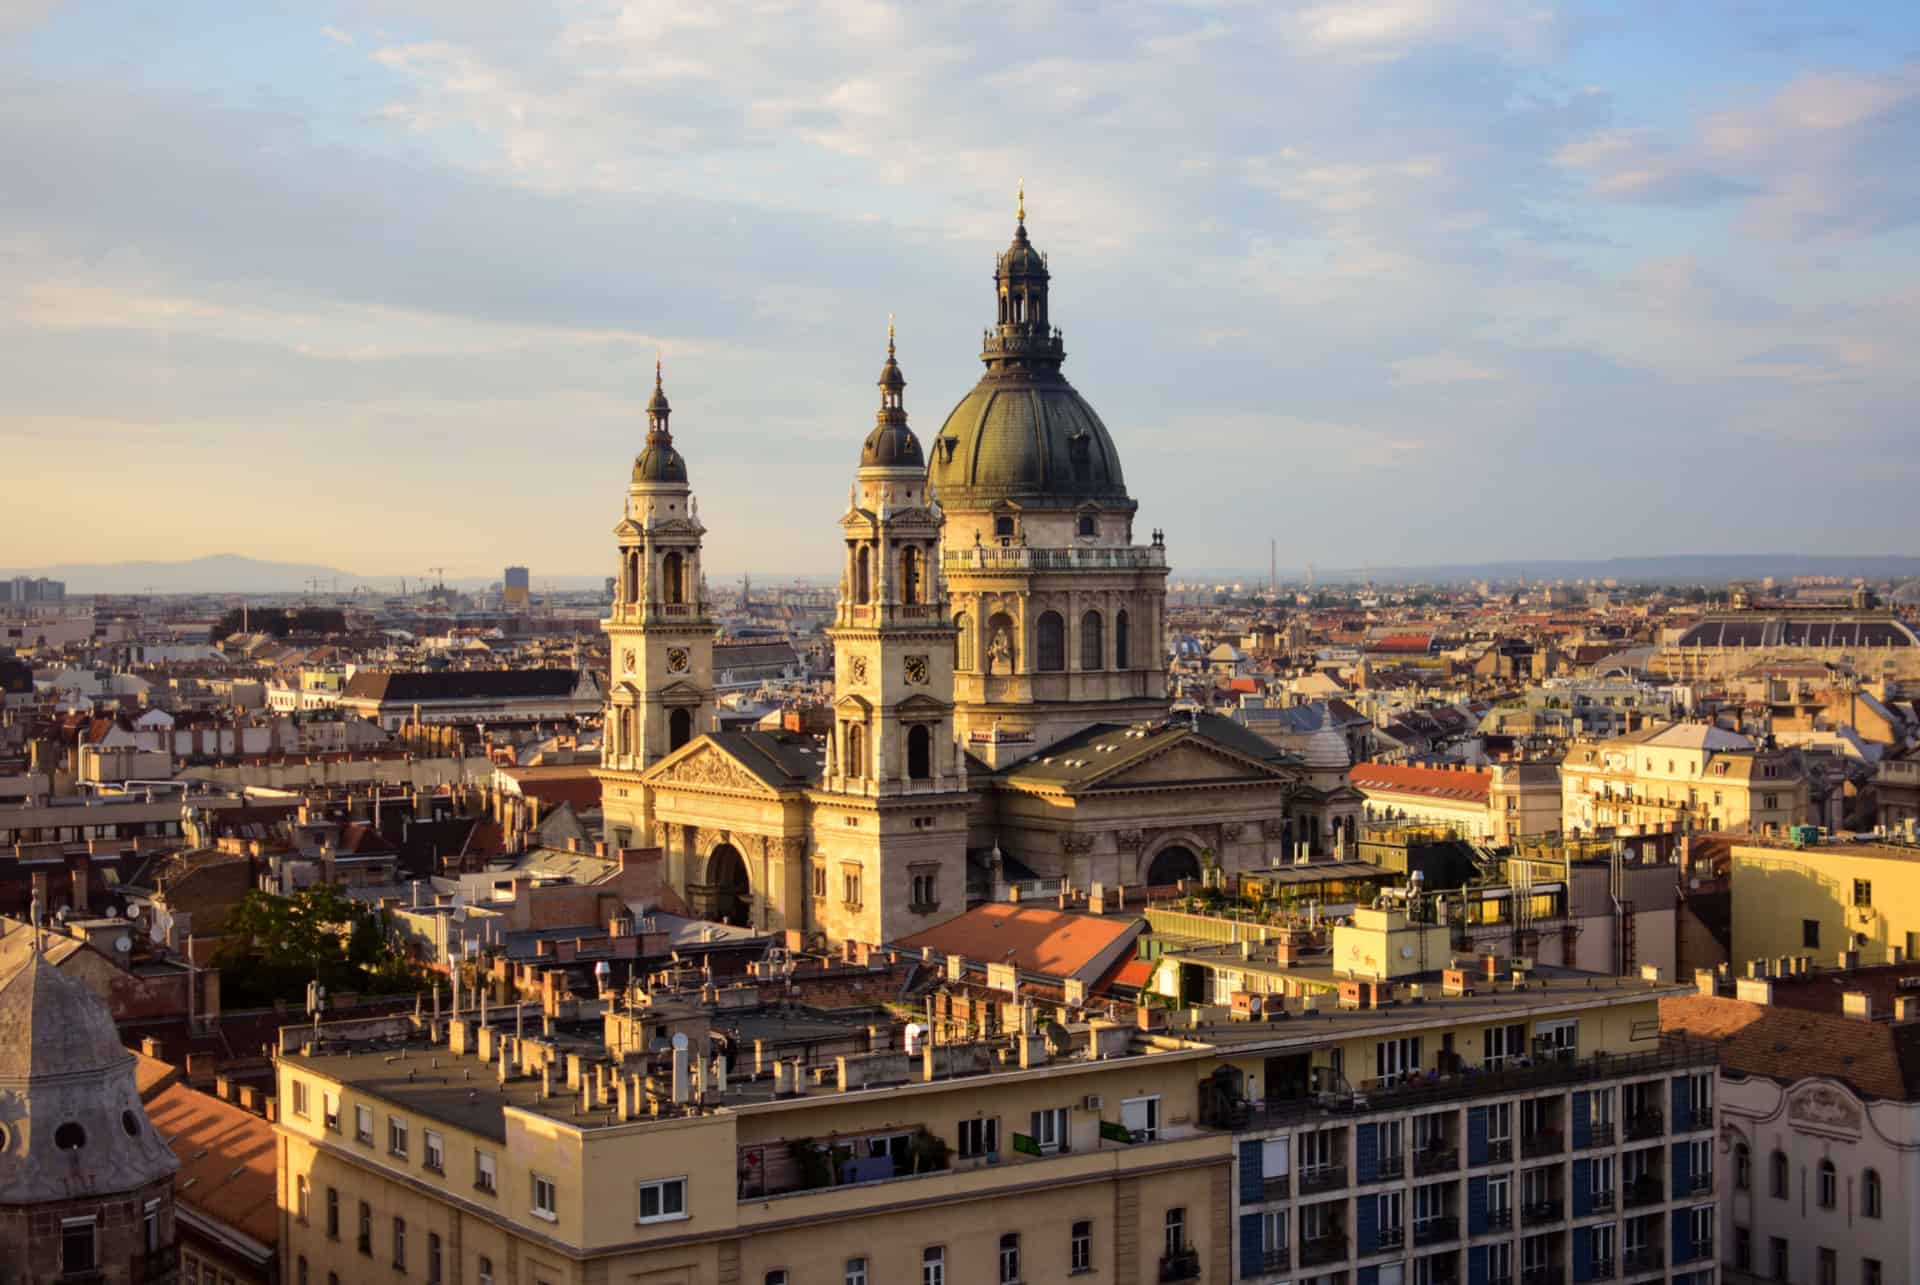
[596,362,716,849]
[810,325,970,945]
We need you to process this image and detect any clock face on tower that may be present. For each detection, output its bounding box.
[904,654,929,685]
[666,647,690,673]
[622,649,636,674]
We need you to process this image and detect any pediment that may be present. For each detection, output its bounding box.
[896,693,949,714]
[658,679,708,704]
[1082,737,1293,792]
[612,518,642,538]
[641,741,776,796]
[833,692,874,713]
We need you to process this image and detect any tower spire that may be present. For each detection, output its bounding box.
[1016,178,1025,226]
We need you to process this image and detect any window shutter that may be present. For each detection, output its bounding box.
[1468,1106,1489,1167]
[1238,1213,1264,1280]
[1239,1141,1264,1205]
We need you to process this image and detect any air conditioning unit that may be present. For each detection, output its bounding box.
[1082,1094,1104,1112]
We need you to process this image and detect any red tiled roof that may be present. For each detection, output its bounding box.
[1661,994,1920,1101]
[1369,633,1435,654]
[1349,761,1492,804]
[137,1062,278,1248]
[895,904,1141,982]
[1093,955,1156,997]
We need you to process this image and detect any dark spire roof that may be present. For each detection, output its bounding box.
[632,357,689,485]
[926,187,1132,511]
[860,317,924,469]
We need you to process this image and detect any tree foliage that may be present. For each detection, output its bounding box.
[213,884,425,1008]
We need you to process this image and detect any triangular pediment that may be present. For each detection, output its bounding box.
[641,739,777,796]
[1093,741,1285,789]
[1017,729,1296,795]
[896,692,950,714]
[657,678,708,704]
[612,518,642,538]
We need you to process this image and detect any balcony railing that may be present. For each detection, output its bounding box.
[1585,1123,1616,1148]
[943,545,1168,572]
[1623,1110,1665,1141]
[1414,1216,1460,1246]
[1521,1268,1564,1285]
[1522,1199,1565,1226]
[1299,1235,1349,1268]
[1375,1154,1406,1182]
[1210,1038,1718,1133]
[1299,1165,1348,1195]
[1587,1190,1616,1215]
[1622,1177,1664,1208]
[1621,1247,1663,1274]
[1160,1249,1201,1282]
[1254,1247,1290,1273]
[1415,1145,1459,1176]
[1487,1208,1514,1232]
[1377,1225,1406,1251]
[1685,1171,1714,1195]
[1523,1129,1564,1158]
[1261,1174,1291,1201]
[1591,1259,1617,1281]
[1487,1139,1514,1164]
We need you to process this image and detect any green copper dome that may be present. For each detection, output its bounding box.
[860,323,924,469]
[927,209,1132,511]
[631,363,689,485]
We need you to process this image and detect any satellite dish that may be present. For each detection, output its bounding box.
[107,906,123,919]
[1400,946,1415,960]
[114,936,132,955]
[670,1032,690,1052]
[148,922,165,942]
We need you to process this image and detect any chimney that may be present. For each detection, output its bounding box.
[670,1048,689,1105]
[70,854,91,915]
[1735,976,1773,1005]
[1897,996,1920,1024]
[1840,949,1862,971]
[140,1036,161,1059]
[1842,990,1873,1020]
[1694,969,1717,997]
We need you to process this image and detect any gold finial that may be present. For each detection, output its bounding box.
[1017,178,1025,224]
[654,348,662,388]
[887,312,896,356]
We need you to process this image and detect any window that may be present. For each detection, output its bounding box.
[357,1201,372,1255]
[1071,1220,1092,1273]
[1770,1237,1789,1280]
[846,1257,869,1285]
[1486,1100,1513,1149]
[424,1128,444,1173]
[296,1173,310,1222]
[322,1091,339,1132]
[1591,1222,1615,1272]
[994,513,1015,538]
[958,1116,1000,1158]
[910,867,938,910]
[1733,1226,1751,1270]
[428,1232,442,1283]
[923,1245,946,1285]
[478,1257,494,1285]
[1690,1203,1714,1250]
[1378,1189,1405,1239]
[1377,1034,1422,1085]
[326,1187,339,1238]
[1735,1143,1751,1191]
[388,1115,409,1158]
[1485,1022,1527,1070]
[1770,1149,1789,1198]
[1030,1107,1069,1153]
[999,1232,1021,1283]
[61,1217,96,1273]
[1817,1159,1836,1208]
[1863,1167,1882,1217]
[475,1149,497,1194]
[765,1274,788,1285]
[1688,1138,1712,1190]
[1687,1072,1712,1117]
[291,1078,310,1118]
[1536,1018,1579,1061]
[1165,1206,1188,1256]
[1804,919,1821,949]
[841,865,863,907]
[637,1176,687,1223]
[531,1173,557,1220]
[1818,1247,1836,1285]
[1852,879,1872,907]
[1864,1257,1883,1285]
[1036,612,1065,671]
[907,724,932,780]
[1077,513,1097,538]
[354,1103,374,1144]
[1079,611,1104,670]
[392,1216,407,1270]
[1121,1095,1160,1142]
[1114,611,1130,668]
[298,1256,308,1285]
[1487,1174,1512,1219]
[811,863,827,899]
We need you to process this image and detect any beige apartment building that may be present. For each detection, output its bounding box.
[1729,834,1920,968]
[1561,723,1809,838]
[275,997,1231,1285]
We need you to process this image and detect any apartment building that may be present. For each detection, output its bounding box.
[275,987,1232,1285]
[1561,725,1808,838]
[1728,835,1920,968]
[1155,907,1718,1285]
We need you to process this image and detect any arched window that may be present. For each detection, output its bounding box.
[1734,1143,1751,1191]
[955,612,974,671]
[907,725,932,781]
[1770,1150,1789,1198]
[669,708,692,751]
[846,723,866,778]
[661,552,684,605]
[1036,612,1065,672]
[1863,1167,1882,1217]
[1817,1158,1836,1208]
[901,546,921,605]
[855,547,872,604]
[1114,610,1130,669]
[1080,610,1104,671]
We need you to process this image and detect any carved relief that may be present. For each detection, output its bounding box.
[1218,822,1245,843]
[1060,833,1096,856]
[1790,1084,1862,1133]
[1113,829,1145,851]
[1260,818,1290,840]
[780,836,808,861]
[664,750,762,794]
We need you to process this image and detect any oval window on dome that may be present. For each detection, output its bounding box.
[54,1121,86,1150]
[122,1110,141,1138]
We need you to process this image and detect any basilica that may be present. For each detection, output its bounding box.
[594,199,1355,947]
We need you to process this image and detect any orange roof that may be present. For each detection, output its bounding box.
[896,903,1142,983]
[1349,761,1492,805]
[1093,955,1156,997]
[141,1076,278,1249]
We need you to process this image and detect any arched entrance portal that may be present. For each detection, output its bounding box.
[1145,845,1201,888]
[695,844,752,927]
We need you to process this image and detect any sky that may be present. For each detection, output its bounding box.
[3,0,1918,581]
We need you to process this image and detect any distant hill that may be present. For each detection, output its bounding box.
[1179,554,1920,587]
[0,554,367,595]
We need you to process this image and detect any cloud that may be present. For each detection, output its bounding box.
[321,24,353,44]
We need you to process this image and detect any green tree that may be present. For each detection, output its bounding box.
[213,885,424,1008]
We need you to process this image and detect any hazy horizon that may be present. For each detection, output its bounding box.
[5,2,1918,577]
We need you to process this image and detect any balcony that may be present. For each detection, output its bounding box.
[1522,1199,1565,1226]
[1211,1038,1718,1133]
[1299,1235,1349,1268]
[1584,1123,1616,1148]
[1623,1110,1664,1141]
[1621,1247,1663,1275]
[1160,1249,1201,1282]
[1377,1225,1406,1251]
[1685,1171,1714,1196]
[1521,1268,1564,1285]
[1486,1208,1515,1232]
[1487,1139,1515,1164]
[1591,1260,1617,1281]
[1261,1174,1291,1201]
[1375,1153,1406,1182]
[1299,1164,1349,1195]
[943,545,1168,573]
[1254,1247,1290,1274]
[1522,1129,1564,1159]
[1414,1216,1460,1246]
[1622,1177,1663,1208]
[1415,1145,1459,1176]
[1586,1190,1616,1215]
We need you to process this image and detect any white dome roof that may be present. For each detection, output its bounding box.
[1304,707,1350,771]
